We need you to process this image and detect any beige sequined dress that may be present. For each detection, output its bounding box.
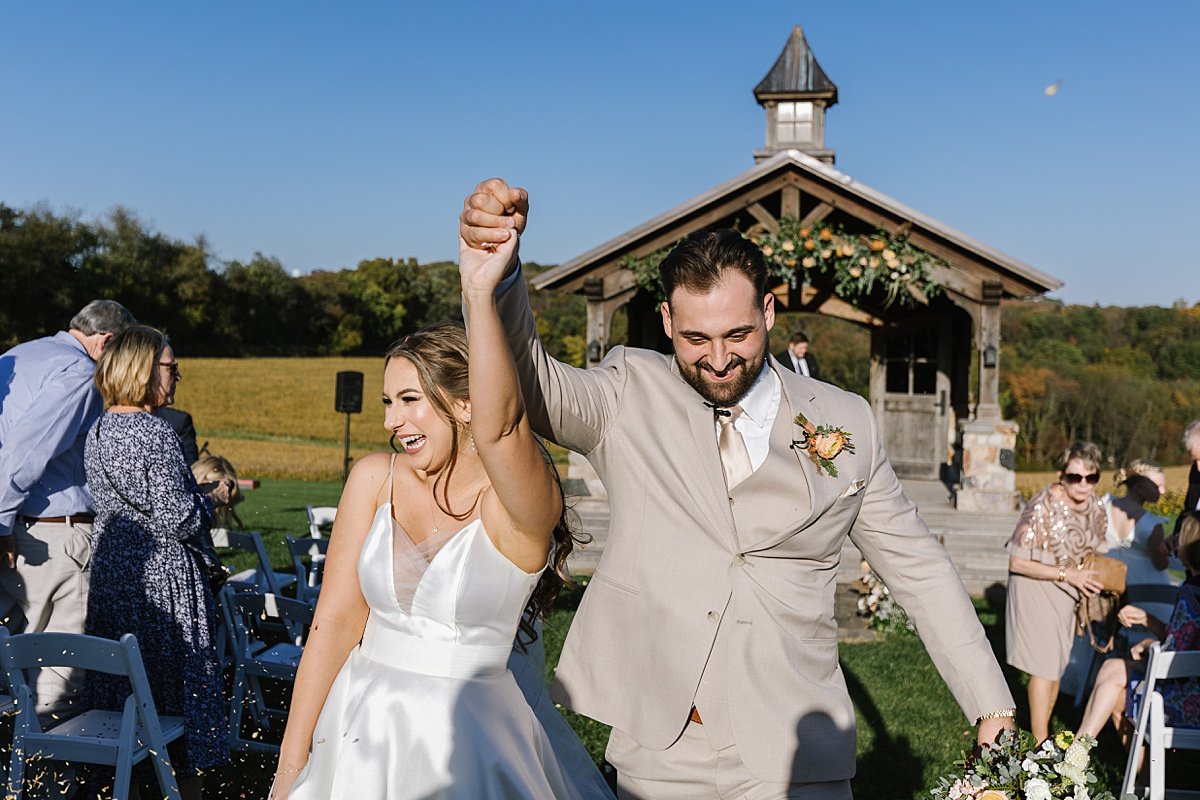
[1004,485,1107,680]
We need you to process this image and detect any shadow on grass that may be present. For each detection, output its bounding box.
[841,662,926,800]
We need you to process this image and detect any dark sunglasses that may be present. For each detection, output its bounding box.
[158,361,180,378]
[1062,471,1101,485]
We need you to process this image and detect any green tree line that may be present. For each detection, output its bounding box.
[999,301,1200,468]
[5,202,1198,468]
[1,203,584,362]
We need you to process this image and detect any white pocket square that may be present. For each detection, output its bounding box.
[840,480,865,498]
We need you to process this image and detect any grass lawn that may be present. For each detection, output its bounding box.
[180,480,1190,799]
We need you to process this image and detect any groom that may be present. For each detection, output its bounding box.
[460,179,1014,799]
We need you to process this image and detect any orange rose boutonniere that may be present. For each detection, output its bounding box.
[793,412,855,477]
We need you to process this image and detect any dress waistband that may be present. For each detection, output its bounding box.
[360,616,513,679]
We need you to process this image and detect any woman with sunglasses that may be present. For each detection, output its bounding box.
[1005,441,1108,742]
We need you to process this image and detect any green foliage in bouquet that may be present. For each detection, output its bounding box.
[929,729,1121,800]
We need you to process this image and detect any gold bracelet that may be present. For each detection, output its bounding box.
[275,766,304,776]
[1057,565,1067,582]
[976,707,1017,724]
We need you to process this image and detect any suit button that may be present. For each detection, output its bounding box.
[728,497,735,506]
[735,554,746,566]
[707,611,719,622]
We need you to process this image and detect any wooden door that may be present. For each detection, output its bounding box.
[876,322,952,480]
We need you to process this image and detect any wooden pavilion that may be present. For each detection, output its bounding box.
[533,26,1062,510]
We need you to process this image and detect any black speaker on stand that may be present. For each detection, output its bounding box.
[335,371,364,482]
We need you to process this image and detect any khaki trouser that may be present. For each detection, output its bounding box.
[0,519,92,721]
[609,724,853,800]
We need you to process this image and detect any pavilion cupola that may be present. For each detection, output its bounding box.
[754,25,838,164]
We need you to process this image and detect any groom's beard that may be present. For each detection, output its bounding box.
[676,344,767,408]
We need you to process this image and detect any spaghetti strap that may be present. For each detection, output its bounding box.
[387,452,397,510]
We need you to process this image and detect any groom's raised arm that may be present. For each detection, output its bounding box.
[460,179,625,456]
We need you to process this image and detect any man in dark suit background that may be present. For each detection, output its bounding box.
[153,406,199,465]
[148,352,200,465]
[776,330,820,381]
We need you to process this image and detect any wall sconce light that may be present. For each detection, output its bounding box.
[983,345,998,369]
[587,339,602,363]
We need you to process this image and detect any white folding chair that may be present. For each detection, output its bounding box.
[221,588,312,753]
[0,629,184,799]
[306,505,336,539]
[1121,642,1200,800]
[285,536,329,606]
[223,529,297,596]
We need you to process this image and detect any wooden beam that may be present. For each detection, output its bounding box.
[781,185,801,218]
[747,202,779,233]
[799,202,832,228]
[551,176,795,292]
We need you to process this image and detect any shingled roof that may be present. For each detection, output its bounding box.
[753,25,838,105]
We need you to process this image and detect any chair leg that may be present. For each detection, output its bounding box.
[1149,694,1165,800]
[149,744,182,800]
[7,742,25,799]
[229,668,247,750]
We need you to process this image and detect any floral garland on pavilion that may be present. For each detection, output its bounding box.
[620,217,946,310]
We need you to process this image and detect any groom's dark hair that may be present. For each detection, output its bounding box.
[659,229,768,305]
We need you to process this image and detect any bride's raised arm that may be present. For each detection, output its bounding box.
[460,231,561,571]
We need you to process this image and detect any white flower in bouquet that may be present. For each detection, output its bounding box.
[1053,761,1086,786]
[1021,757,1040,775]
[1073,784,1089,800]
[1063,743,1089,770]
[1023,777,1051,800]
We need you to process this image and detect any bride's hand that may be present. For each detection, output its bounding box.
[459,231,519,299]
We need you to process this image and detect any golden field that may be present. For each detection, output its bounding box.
[174,357,391,481]
[176,357,1196,489]
[1014,465,1193,498]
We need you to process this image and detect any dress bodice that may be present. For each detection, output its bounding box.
[356,502,543,678]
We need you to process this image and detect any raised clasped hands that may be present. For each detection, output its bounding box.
[460,178,528,249]
[458,178,529,298]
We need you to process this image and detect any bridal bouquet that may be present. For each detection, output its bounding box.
[929,730,1118,800]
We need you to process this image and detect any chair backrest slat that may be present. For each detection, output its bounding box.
[0,630,129,675]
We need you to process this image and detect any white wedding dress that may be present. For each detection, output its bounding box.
[288,468,610,799]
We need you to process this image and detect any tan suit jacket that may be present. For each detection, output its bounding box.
[496,274,1013,783]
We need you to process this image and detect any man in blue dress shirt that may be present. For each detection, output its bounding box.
[0,299,136,719]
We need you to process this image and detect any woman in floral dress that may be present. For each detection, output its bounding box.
[1006,441,1108,742]
[84,325,232,799]
[1078,517,1200,739]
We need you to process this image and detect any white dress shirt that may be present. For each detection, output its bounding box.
[712,362,779,473]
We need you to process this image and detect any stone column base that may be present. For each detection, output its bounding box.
[954,418,1020,512]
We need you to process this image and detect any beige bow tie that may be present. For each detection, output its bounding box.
[717,405,753,490]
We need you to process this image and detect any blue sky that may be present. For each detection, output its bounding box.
[4,2,1197,307]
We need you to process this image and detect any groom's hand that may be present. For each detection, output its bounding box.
[976,715,1016,747]
[461,178,528,250]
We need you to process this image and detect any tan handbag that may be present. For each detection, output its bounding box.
[1074,553,1127,653]
[1081,553,1127,595]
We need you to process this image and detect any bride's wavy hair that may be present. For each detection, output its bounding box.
[384,322,588,647]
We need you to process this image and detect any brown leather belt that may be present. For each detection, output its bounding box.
[20,514,94,525]
[689,706,703,725]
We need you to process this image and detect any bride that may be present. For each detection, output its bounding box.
[270,231,609,798]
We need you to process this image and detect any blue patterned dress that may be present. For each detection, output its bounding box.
[83,411,228,775]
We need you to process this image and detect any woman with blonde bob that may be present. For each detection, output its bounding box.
[84,324,231,799]
[1005,441,1109,742]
